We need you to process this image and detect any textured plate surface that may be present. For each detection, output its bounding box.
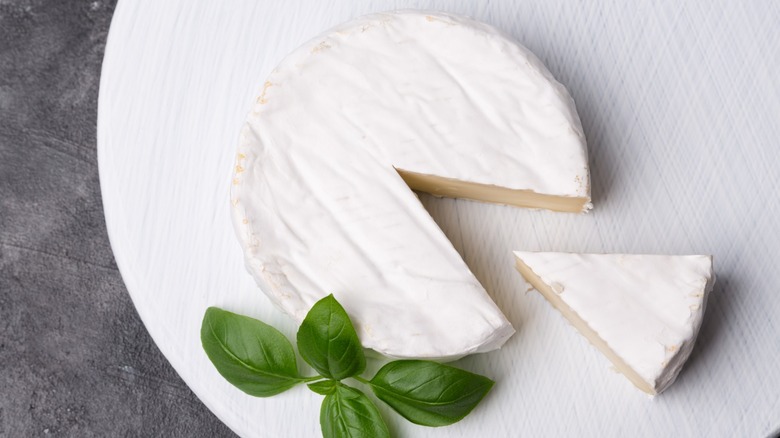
[98,0,780,436]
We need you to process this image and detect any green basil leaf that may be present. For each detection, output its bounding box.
[201,307,303,397]
[368,360,494,426]
[296,294,365,380]
[308,379,338,396]
[320,384,390,438]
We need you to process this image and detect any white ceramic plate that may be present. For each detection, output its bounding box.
[98,1,780,436]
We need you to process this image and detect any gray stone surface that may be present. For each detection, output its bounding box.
[0,1,234,436]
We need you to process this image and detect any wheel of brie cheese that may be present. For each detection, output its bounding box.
[231,10,590,360]
[514,252,715,395]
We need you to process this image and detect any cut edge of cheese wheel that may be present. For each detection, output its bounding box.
[396,170,591,213]
[513,251,715,395]
[231,10,591,361]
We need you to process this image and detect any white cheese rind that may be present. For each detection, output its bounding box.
[514,251,715,394]
[232,10,590,360]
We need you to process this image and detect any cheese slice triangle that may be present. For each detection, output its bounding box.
[232,10,591,360]
[514,251,715,395]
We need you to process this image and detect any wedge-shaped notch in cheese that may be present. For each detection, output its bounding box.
[514,251,714,395]
[231,10,591,360]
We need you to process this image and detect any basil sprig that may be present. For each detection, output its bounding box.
[201,295,494,436]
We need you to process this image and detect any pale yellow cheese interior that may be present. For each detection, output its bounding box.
[515,257,657,395]
[397,169,590,213]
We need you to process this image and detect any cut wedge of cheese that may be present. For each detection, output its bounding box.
[514,251,715,395]
[231,10,591,360]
